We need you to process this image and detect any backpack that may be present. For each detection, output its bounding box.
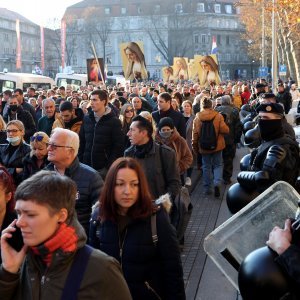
[200,115,217,150]
[159,146,193,241]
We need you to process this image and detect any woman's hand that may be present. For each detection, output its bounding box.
[266,219,292,255]
[1,220,28,274]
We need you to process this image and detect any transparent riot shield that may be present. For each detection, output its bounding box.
[203,181,300,291]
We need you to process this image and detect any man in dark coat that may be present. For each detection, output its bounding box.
[13,88,37,125]
[45,127,103,236]
[125,115,180,199]
[215,95,242,184]
[78,89,125,179]
[37,98,57,136]
[276,82,292,114]
[3,96,36,143]
[152,92,186,138]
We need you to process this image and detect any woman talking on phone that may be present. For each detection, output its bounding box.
[0,171,131,300]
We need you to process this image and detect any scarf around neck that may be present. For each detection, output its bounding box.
[31,223,78,267]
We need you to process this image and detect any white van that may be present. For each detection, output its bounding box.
[0,72,55,93]
[55,73,88,90]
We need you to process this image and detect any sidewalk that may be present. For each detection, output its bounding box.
[183,147,249,300]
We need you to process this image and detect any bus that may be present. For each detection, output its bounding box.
[106,75,129,87]
[0,72,55,93]
[55,73,88,90]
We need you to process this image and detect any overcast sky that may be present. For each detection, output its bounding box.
[1,0,81,28]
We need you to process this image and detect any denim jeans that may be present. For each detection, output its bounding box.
[202,150,223,189]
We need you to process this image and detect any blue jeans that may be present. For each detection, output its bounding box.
[202,151,223,189]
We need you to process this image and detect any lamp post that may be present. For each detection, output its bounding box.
[271,0,278,92]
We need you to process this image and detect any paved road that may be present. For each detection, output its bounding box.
[183,147,249,300]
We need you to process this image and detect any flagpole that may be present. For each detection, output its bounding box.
[90,41,106,90]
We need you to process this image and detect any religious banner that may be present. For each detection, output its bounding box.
[87,58,104,83]
[172,57,189,81]
[196,54,221,88]
[120,42,148,81]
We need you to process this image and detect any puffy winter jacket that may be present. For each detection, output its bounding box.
[45,157,103,236]
[78,108,125,171]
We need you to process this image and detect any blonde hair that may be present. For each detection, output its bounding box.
[6,120,25,141]
[30,131,49,157]
[0,115,6,131]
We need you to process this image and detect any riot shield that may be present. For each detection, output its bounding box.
[203,181,300,291]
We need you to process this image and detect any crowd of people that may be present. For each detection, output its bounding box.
[0,77,299,299]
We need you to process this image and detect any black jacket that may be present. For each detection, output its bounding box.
[22,153,49,181]
[125,142,180,199]
[276,90,292,114]
[0,142,30,185]
[78,108,125,171]
[152,107,186,138]
[45,157,103,236]
[3,106,36,143]
[89,207,185,300]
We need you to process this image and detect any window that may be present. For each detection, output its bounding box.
[225,53,231,61]
[197,3,205,12]
[154,4,160,13]
[201,34,206,44]
[225,5,232,14]
[104,7,111,15]
[4,33,8,41]
[194,35,199,44]
[137,6,142,14]
[214,4,221,13]
[175,3,183,13]
[106,56,112,64]
[226,36,230,45]
[72,56,77,66]
[121,7,127,15]
[217,35,221,45]
[236,7,241,14]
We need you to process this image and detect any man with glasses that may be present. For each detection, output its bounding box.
[78,89,124,179]
[46,127,103,236]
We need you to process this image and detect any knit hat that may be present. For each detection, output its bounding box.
[158,117,175,131]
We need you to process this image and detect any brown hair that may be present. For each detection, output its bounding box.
[100,157,154,222]
[15,171,76,224]
[0,167,15,213]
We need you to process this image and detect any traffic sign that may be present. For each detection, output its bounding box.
[259,67,268,77]
[279,65,287,76]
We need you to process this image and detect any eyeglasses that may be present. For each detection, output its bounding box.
[6,129,20,134]
[125,109,134,113]
[30,135,44,142]
[47,143,73,150]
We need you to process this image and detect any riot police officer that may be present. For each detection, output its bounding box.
[227,103,299,214]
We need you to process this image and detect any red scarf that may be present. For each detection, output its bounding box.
[31,223,78,267]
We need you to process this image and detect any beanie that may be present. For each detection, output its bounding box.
[158,117,175,131]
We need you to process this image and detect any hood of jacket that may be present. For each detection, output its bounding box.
[198,109,219,122]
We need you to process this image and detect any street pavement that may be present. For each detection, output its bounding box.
[183,146,249,300]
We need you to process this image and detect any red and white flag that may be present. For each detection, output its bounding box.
[40,26,45,71]
[16,19,22,69]
[61,19,66,69]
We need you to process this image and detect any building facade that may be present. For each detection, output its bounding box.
[64,0,259,80]
[0,8,60,77]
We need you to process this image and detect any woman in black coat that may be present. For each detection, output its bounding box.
[22,131,49,181]
[89,157,185,300]
[0,120,30,185]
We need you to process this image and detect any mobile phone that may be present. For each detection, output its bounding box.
[7,226,24,252]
